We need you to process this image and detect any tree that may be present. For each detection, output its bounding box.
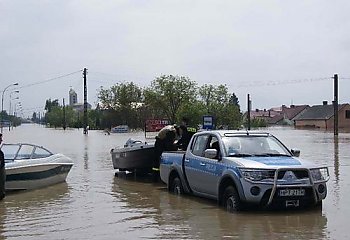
[229,93,240,108]
[198,84,241,129]
[45,106,63,128]
[144,75,197,123]
[176,101,206,127]
[98,82,143,128]
[45,99,59,112]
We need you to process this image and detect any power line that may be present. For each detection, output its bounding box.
[18,70,82,89]
[236,77,331,88]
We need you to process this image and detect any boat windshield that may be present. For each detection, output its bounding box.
[1,144,53,161]
[222,135,291,157]
[2,144,20,161]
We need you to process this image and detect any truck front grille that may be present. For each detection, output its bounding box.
[277,170,309,179]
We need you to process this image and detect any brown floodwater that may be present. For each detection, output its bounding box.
[0,124,349,240]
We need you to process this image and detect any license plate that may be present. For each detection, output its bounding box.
[279,189,305,197]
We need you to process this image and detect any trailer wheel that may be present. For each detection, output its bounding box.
[171,177,183,195]
[222,186,243,212]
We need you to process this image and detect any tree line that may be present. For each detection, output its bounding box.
[42,75,243,130]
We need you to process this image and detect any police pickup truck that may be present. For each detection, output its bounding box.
[160,130,329,211]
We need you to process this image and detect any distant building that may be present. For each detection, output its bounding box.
[69,88,78,106]
[243,108,280,122]
[294,101,350,129]
[243,105,309,126]
[69,88,91,111]
[269,105,309,125]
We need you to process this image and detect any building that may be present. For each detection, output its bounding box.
[269,105,309,125]
[68,88,91,111]
[294,102,350,129]
[244,108,280,122]
[243,105,308,126]
[69,88,78,106]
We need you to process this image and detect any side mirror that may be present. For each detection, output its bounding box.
[291,149,300,157]
[204,149,217,159]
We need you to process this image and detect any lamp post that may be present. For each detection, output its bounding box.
[9,90,19,116]
[1,83,19,133]
[9,91,19,131]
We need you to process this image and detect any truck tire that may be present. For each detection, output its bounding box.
[171,177,183,195]
[222,186,243,212]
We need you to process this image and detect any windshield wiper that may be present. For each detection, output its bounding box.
[255,153,291,157]
[228,153,253,157]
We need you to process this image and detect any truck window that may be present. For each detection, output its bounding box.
[209,136,220,159]
[192,135,209,157]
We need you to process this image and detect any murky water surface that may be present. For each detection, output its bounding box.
[0,125,349,239]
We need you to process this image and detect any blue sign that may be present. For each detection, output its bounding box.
[203,115,214,129]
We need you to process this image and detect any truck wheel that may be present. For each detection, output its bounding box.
[222,186,242,212]
[171,177,183,195]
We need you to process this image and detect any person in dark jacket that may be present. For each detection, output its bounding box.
[153,125,178,181]
[176,117,197,150]
[0,133,5,200]
[176,125,192,150]
[153,125,178,168]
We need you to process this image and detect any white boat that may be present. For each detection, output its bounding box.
[111,125,129,133]
[2,143,73,191]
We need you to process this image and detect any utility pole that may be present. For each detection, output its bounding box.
[83,68,88,134]
[247,94,251,130]
[333,74,338,136]
[63,98,66,130]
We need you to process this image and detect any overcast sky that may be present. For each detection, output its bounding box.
[1,0,349,117]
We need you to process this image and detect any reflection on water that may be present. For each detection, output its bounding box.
[0,125,349,239]
[0,183,70,239]
[112,173,328,240]
[333,136,340,206]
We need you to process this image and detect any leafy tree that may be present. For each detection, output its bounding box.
[45,106,63,128]
[198,84,241,129]
[176,101,207,127]
[45,99,59,112]
[144,75,197,123]
[98,82,143,128]
[245,118,268,128]
[98,82,142,110]
[229,93,240,108]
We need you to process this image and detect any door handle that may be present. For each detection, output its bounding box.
[200,162,206,166]
[184,159,190,163]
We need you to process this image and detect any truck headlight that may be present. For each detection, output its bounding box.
[310,167,329,182]
[239,168,275,182]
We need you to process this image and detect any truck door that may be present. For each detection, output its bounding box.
[185,134,222,198]
[198,136,223,197]
[184,134,209,194]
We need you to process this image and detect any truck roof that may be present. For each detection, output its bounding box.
[197,130,271,137]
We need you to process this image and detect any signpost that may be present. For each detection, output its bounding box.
[203,115,214,130]
[145,119,170,138]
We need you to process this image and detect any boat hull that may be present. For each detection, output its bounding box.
[5,154,73,191]
[111,144,155,172]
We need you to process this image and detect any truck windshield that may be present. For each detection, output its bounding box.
[222,135,291,157]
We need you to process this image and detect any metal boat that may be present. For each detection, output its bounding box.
[111,125,129,133]
[111,138,155,172]
[2,143,73,191]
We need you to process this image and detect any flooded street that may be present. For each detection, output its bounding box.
[0,124,349,240]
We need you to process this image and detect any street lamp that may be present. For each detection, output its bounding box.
[1,82,19,133]
[9,90,19,116]
[9,91,19,131]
